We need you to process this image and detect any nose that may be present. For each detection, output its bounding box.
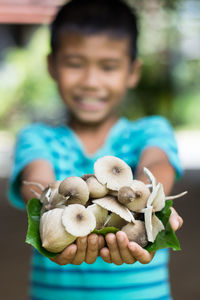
[80,66,100,90]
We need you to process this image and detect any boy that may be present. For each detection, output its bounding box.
[9,0,183,299]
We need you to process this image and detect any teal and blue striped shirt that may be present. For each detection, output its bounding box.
[9,116,183,300]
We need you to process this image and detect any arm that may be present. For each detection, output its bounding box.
[100,147,183,265]
[21,159,104,265]
[20,160,55,203]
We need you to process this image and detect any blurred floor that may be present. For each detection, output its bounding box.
[0,170,200,300]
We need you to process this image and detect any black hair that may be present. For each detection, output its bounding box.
[50,0,138,61]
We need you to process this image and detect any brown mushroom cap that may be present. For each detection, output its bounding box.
[93,196,135,222]
[122,221,148,247]
[58,176,89,205]
[118,186,136,205]
[94,156,133,191]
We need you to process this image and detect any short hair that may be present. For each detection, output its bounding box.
[50,0,138,61]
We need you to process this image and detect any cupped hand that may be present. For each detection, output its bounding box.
[100,231,154,265]
[50,234,104,265]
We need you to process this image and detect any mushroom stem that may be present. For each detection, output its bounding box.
[30,189,41,199]
[165,191,188,200]
[23,180,45,191]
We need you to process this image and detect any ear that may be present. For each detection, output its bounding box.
[127,59,142,88]
[47,53,57,81]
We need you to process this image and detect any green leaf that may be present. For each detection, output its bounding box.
[93,227,119,235]
[145,200,181,252]
[26,198,58,258]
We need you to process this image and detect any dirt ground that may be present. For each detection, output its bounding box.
[0,169,199,300]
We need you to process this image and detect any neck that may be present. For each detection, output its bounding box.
[68,115,119,154]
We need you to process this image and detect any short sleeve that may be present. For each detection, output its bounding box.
[140,116,183,178]
[8,123,54,210]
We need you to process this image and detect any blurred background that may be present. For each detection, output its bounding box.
[0,0,199,299]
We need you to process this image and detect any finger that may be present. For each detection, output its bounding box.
[98,235,105,250]
[106,233,123,265]
[116,231,136,264]
[71,236,87,265]
[128,242,154,264]
[50,244,77,265]
[100,247,112,263]
[170,207,183,231]
[85,234,99,264]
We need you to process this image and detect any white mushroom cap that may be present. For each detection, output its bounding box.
[147,183,165,212]
[40,208,76,253]
[86,176,108,198]
[104,213,127,229]
[62,204,96,236]
[93,196,135,223]
[144,207,164,242]
[125,180,151,212]
[58,176,89,205]
[87,204,108,229]
[94,156,133,191]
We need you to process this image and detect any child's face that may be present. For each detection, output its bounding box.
[48,32,140,124]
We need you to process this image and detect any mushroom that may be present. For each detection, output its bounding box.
[122,221,148,247]
[143,167,157,192]
[62,204,96,236]
[87,204,108,229]
[23,180,45,199]
[40,181,67,215]
[146,183,188,213]
[81,174,94,181]
[85,175,108,198]
[123,180,151,212]
[144,206,164,242]
[93,196,135,223]
[94,156,133,191]
[147,182,165,212]
[40,208,76,253]
[104,213,127,229]
[58,176,89,205]
[118,186,135,205]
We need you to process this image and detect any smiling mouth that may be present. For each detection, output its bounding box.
[74,97,107,111]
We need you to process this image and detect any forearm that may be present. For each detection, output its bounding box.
[135,147,175,195]
[20,159,55,203]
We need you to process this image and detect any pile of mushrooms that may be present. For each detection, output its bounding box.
[24,156,187,253]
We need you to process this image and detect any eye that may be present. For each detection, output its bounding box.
[65,61,84,68]
[102,65,119,71]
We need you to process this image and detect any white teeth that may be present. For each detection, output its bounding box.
[77,97,104,104]
[82,98,101,103]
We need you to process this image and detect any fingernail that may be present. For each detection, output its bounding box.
[81,237,87,244]
[91,237,97,245]
[173,220,179,230]
[129,242,135,251]
[118,235,124,243]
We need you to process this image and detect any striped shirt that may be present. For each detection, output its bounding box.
[9,116,182,300]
